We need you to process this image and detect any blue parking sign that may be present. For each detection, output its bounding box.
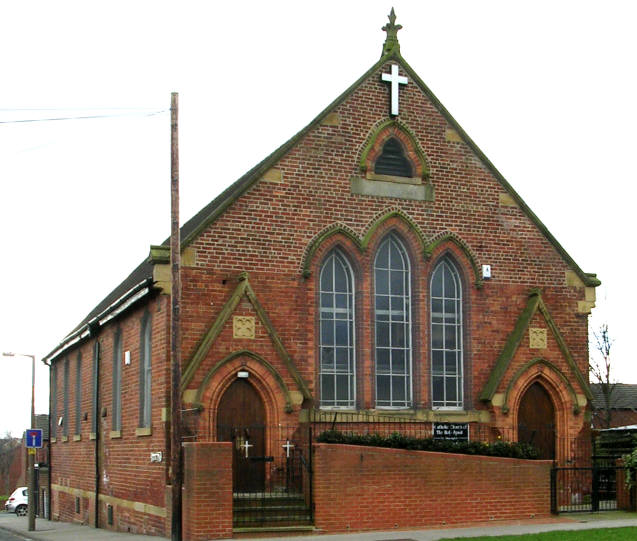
[26,428,43,448]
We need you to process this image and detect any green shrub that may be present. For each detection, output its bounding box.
[316,430,540,459]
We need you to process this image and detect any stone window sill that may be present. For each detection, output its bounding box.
[351,176,434,201]
[110,430,122,439]
[366,171,421,185]
[136,427,152,437]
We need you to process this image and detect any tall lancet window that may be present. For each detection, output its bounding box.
[431,259,464,408]
[319,250,356,408]
[374,235,412,407]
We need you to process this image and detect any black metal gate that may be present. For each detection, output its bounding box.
[551,464,628,513]
[224,424,313,528]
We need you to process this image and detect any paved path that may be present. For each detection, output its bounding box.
[1,511,637,540]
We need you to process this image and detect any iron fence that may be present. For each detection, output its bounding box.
[551,465,634,513]
[307,410,592,465]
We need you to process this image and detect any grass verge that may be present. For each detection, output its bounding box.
[439,527,637,540]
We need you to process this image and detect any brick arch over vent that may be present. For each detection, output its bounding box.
[359,118,430,181]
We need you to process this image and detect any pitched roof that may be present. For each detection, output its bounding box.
[44,16,599,363]
[591,383,637,410]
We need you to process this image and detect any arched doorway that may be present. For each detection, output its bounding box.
[518,381,556,460]
[217,378,266,492]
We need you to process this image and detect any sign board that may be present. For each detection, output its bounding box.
[433,422,469,441]
[25,428,43,449]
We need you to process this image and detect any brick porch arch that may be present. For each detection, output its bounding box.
[496,362,578,465]
[197,352,291,442]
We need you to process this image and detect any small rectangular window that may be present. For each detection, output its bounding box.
[91,342,99,434]
[139,313,152,428]
[75,353,82,436]
[51,364,58,439]
[63,359,70,437]
[112,329,122,432]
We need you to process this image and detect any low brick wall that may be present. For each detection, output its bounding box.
[182,442,232,541]
[313,443,552,532]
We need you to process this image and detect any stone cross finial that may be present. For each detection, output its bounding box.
[382,7,402,55]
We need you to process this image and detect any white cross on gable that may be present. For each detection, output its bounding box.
[240,439,253,458]
[381,64,408,116]
[282,440,294,458]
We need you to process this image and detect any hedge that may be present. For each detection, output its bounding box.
[316,430,540,459]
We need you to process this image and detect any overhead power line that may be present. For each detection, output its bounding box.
[0,109,168,125]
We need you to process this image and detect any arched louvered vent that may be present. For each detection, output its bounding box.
[374,137,413,177]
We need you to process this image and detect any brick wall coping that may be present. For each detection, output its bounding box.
[314,442,554,466]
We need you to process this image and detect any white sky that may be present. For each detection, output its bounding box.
[1,1,635,437]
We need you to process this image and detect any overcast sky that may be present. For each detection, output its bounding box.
[1,1,635,437]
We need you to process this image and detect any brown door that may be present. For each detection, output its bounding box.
[518,382,556,460]
[217,378,266,492]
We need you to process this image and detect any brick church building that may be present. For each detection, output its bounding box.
[44,10,598,538]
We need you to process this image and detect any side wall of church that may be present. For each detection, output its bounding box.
[49,294,170,537]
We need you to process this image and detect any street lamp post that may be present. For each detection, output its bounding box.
[2,352,36,531]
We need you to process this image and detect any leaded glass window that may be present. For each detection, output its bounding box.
[319,250,355,408]
[374,235,412,407]
[431,259,463,408]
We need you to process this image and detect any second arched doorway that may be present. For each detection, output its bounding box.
[517,381,556,460]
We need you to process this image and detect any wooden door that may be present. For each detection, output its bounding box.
[518,382,556,460]
[217,379,266,492]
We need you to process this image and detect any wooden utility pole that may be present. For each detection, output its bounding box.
[170,92,182,541]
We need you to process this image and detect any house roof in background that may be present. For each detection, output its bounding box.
[591,383,637,410]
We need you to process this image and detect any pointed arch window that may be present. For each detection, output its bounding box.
[374,235,412,408]
[430,259,464,408]
[374,137,413,178]
[319,250,356,408]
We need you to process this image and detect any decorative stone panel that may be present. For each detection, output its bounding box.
[233,316,255,339]
[529,328,547,349]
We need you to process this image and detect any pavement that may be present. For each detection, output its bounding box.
[1,511,637,541]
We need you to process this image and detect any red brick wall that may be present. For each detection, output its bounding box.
[50,294,170,536]
[180,58,592,439]
[182,442,232,541]
[313,443,551,532]
[48,52,594,538]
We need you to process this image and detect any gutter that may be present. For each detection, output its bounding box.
[43,277,154,364]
